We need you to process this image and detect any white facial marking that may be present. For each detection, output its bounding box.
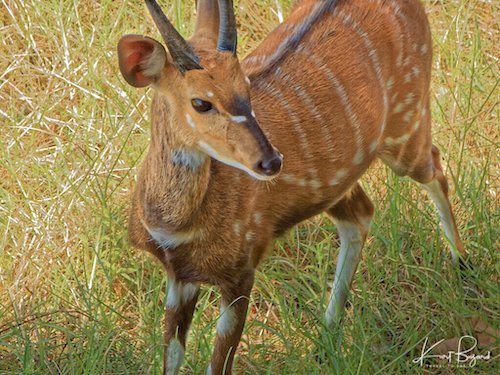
[231,115,247,124]
[186,114,196,129]
[245,76,251,85]
[166,280,199,310]
[198,141,276,181]
[166,338,184,375]
[207,91,214,97]
[330,168,348,186]
[217,302,238,336]
[251,110,256,118]
[253,212,262,225]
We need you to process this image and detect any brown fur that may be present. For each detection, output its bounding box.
[118,1,466,373]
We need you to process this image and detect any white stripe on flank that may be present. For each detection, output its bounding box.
[300,48,364,165]
[255,79,319,185]
[274,66,336,167]
[337,10,388,135]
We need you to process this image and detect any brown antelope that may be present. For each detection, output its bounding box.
[117,0,467,373]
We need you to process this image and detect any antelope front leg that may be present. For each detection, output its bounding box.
[163,278,200,375]
[209,271,255,375]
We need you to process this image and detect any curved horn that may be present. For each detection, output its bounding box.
[217,0,237,54]
[145,0,202,73]
[193,0,220,47]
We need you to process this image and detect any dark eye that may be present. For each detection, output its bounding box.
[191,98,213,113]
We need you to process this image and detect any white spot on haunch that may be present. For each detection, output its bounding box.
[353,150,364,165]
[217,302,238,336]
[231,115,247,124]
[404,93,415,106]
[420,44,428,55]
[384,133,410,146]
[253,212,262,225]
[166,338,184,374]
[386,76,395,91]
[403,110,415,123]
[186,114,196,129]
[330,169,348,186]
[393,102,405,114]
[413,119,421,131]
[309,179,322,189]
[233,221,241,236]
[245,231,254,241]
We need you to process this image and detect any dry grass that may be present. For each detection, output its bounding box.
[0,0,498,374]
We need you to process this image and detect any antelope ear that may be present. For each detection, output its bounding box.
[117,35,167,87]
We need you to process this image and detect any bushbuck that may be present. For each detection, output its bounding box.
[117,0,467,373]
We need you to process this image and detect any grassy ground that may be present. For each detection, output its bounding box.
[0,0,498,374]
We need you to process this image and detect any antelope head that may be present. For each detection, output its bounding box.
[117,0,283,180]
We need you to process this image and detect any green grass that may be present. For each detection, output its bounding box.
[0,0,498,374]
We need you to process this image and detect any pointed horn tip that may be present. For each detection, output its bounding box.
[144,0,203,72]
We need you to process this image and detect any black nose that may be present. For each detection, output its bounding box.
[256,152,283,176]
